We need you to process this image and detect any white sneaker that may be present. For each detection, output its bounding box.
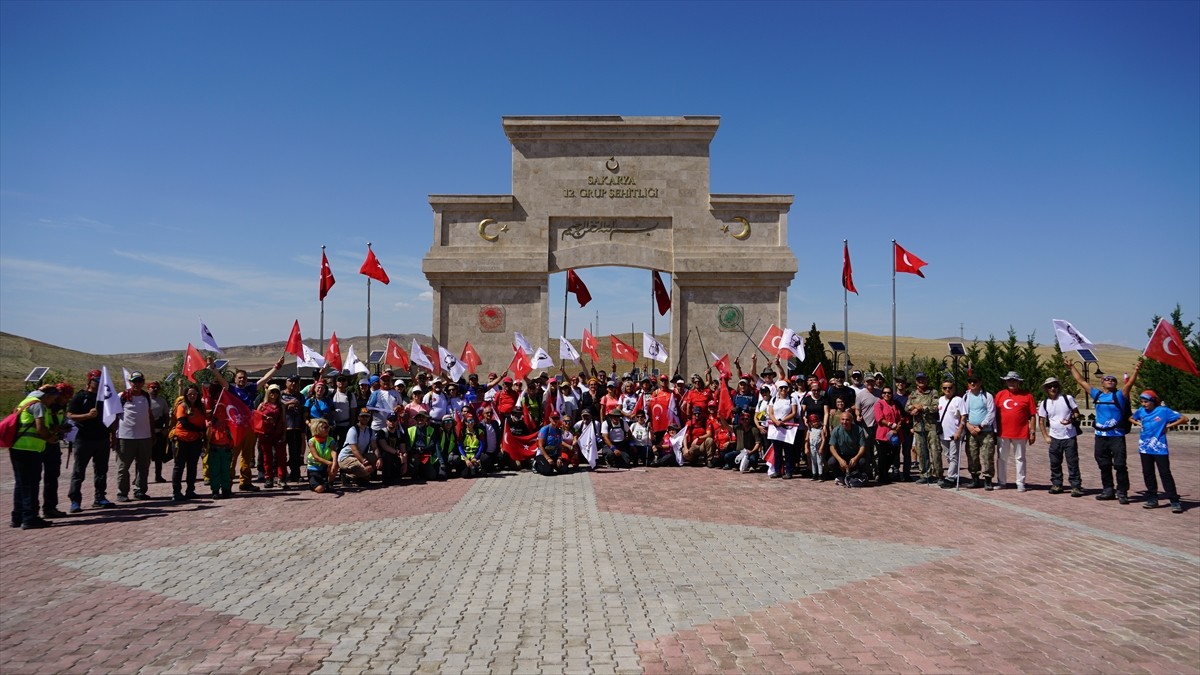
[1017,484,1027,492]
[766,471,778,479]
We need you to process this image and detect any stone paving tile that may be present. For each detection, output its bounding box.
[3,436,1198,674]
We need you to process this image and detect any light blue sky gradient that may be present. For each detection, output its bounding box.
[2,1,1197,359]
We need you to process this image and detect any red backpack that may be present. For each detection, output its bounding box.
[0,398,40,450]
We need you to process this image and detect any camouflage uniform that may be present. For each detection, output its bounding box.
[906,387,941,480]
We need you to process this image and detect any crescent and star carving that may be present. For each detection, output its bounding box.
[478,218,509,242]
[606,157,620,173]
[720,216,751,240]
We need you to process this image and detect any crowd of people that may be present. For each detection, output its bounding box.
[6,351,1190,530]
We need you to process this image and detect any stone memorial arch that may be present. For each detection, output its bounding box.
[423,116,797,376]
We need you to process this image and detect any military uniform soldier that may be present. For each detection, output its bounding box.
[905,372,941,484]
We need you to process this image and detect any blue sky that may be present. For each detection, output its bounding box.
[2,0,1197,359]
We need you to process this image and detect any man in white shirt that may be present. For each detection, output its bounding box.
[938,379,966,489]
[958,376,996,489]
[367,371,404,433]
[1037,377,1084,497]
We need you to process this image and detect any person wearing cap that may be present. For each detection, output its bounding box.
[958,375,996,490]
[601,410,632,468]
[535,412,570,475]
[210,356,285,491]
[206,396,235,499]
[146,380,171,484]
[850,370,882,481]
[353,378,373,420]
[937,378,966,489]
[338,409,379,487]
[329,376,357,449]
[906,373,940,484]
[707,402,736,468]
[406,411,439,482]
[993,371,1037,491]
[423,378,450,421]
[1131,389,1186,512]
[598,381,621,419]
[1037,377,1082,496]
[113,371,156,501]
[455,409,486,478]
[377,413,409,486]
[680,374,713,422]
[429,415,458,480]
[494,376,519,417]
[9,385,61,529]
[305,380,333,427]
[171,383,207,501]
[873,385,904,484]
[304,418,338,493]
[654,422,683,467]
[256,385,288,489]
[367,371,405,437]
[275,375,306,489]
[823,371,856,420]
[892,376,914,478]
[1067,359,1143,503]
[765,379,799,478]
[66,369,116,511]
[38,383,73,518]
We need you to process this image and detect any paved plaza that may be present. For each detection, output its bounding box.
[2,436,1198,674]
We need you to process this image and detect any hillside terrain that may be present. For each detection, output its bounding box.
[1,330,1142,407]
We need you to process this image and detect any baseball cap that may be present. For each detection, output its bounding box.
[87,369,102,382]
[129,371,145,382]
[1140,389,1159,401]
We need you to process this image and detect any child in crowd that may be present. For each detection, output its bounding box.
[207,409,233,499]
[806,413,826,480]
[630,410,653,467]
[305,418,338,493]
[1131,390,1186,513]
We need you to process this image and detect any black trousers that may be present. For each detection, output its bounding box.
[1094,435,1129,493]
[10,449,43,526]
[1048,437,1082,489]
[68,436,110,504]
[41,444,62,513]
[285,429,305,481]
[1141,453,1177,502]
[172,439,204,495]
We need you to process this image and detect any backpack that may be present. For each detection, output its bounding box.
[1095,390,1133,433]
[1041,396,1081,435]
[0,399,40,450]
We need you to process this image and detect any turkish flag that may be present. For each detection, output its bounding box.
[758,324,784,356]
[325,332,343,372]
[652,271,671,315]
[712,353,732,380]
[285,320,304,358]
[1144,318,1199,377]
[319,250,336,300]
[384,338,410,370]
[183,343,207,382]
[649,391,673,433]
[501,421,540,462]
[581,329,600,361]
[611,335,638,364]
[894,242,928,278]
[214,389,254,449]
[813,363,828,389]
[460,342,482,374]
[359,248,390,284]
[566,269,592,308]
[420,345,441,375]
[842,241,858,294]
[509,348,532,382]
[716,380,733,421]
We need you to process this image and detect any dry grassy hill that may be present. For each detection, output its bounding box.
[2,329,1142,409]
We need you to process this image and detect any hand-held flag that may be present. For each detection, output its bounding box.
[566,269,592,308]
[460,342,482,374]
[183,344,207,382]
[215,389,253,449]
[611,335,638,364]
[345,345,368,374]
[324,332,343,371]
[319,250,336,300]
[1144,318,1199,377]
[894,242,928,278]
[652,271,671,315]
[359,248,390,284]
[199,319,223,353]
[560,336,581,363]
[531,348,555,371]
[581,329,600,361]
[642,332,668,363]
[813,363,828,388]
[1053,319,1096,353]
[299,343,326,369]
[842,242,858,294]
[513,332,533,356]
[410,338,435,373]
[385,338,410,371]
[712,353,732,380]
[669,424,688,465]
[578,421,598,468]
[509,348,532,382]
[99,367,121,427]
[439,345,467,382]
[779,328,805,361]
[501,421,540,462]
[285,320,304,358]
[758,324,784,355]
[420,344,441,374]
[716,380,733,421]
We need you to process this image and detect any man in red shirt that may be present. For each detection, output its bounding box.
[994,371,1037,491]
[494,377,518,417]
[683,408,714,466]
[681,374,713,419]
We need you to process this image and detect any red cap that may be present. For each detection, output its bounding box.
[1140,389,1159,401]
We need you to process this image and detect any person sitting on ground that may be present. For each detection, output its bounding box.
[829,411,869,486]
[406,411,438,483]
[339,410,378,487]
[601,410,632,469]
[654,422,682,467]
[305,418,338,493]
[707,402,735,468]
[683,408,714,467]
[431,415,456,480]
[727,411,764,472]
[1131,389,1186,513]
[377,413,408,486]
[535,412,570,476]
[450,410,485,478]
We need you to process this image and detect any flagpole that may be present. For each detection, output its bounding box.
[563,271,569,351]
[320,244,326,359]
[843,239,850,375]
[891,239,897,384]
[366,243,373,364]
[650,270,655,376]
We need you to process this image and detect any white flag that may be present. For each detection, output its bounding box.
[99,366,121,427]
[642,332,668,364]
[578,420,598,468]
[560,336,581,363]
[669,424,688,466]
[122,368,132,389]
[1053,319,1096,353]
[513,332,533,355]
[530,347,555,370]
[438,345,467,382]
[410,338,435,373]
[298,343,326,369]
[779,328,805,361]
[667,393,681,427]
[345,345,369,375]
[199,318,223,353]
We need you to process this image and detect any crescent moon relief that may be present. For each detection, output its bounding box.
[720,216,752,240]
[478,218,509,242]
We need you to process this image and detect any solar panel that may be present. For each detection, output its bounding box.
[368,350,385,364]
[213,359,229,370]
[828,341,846,352]
[947,342,966,356]
[24,367,49,383]
[1077,349,1099,363]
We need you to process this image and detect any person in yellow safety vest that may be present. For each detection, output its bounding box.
[10,385,62,530]
[406,411,439,483]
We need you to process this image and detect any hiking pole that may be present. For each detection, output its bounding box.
[737,323,774,362]
[734,318,762,363]
[955,436,963,491]
[695,328,712,372]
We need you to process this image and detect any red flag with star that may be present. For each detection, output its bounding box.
[509,348,532,382]
[214,389,254,449]
[581,329,600,361]
[566,269,592,308]
[324,332,343,372]
[1143,318,1199,377]
[183,343,207,382]
[285,320,304,358]
[359,248,390,284]
[611,335,638,364]
[460,342,482,374]
[842,241,858,294]
[894,242,928,278]
[319,250,336,300]
[652,271,671,315]
[501,421,540,462]
[758,324,784,356]
[384,338,410,371]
